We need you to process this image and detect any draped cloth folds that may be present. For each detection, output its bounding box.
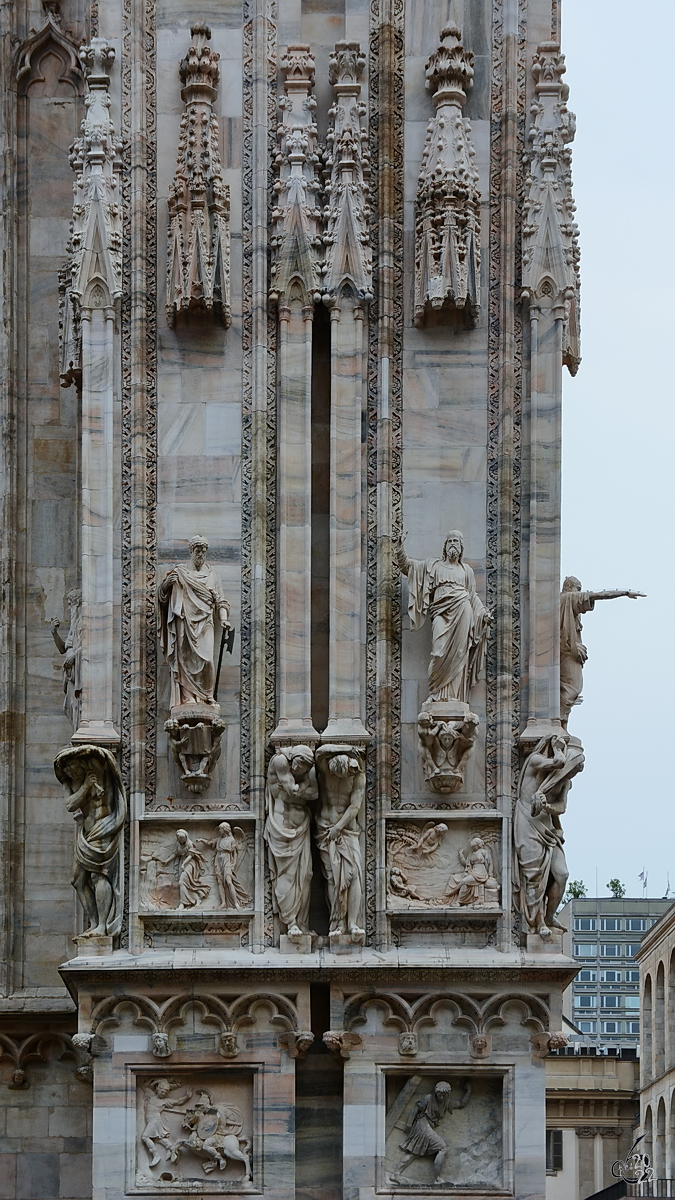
[405,557,490,702]
[158,564,227,707]
[264,800,312,931]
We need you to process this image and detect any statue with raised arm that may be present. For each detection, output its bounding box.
[560,576,645,725]
[315,745,366,945]
[50,588,82,729]
[515,733,584,937]
[264,746,318,941]
[157,536,231,709]
[395,530,491,704]
[389,1079,472,1186]
[54,744,126,938]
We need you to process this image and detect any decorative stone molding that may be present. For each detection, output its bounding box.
[530,1030,567,1058]
[414,25,481,327]
[167,22,231,328]
[522,41,580,374]
[270,46,323,307]
[14,5,82,96]
[0,1031,88,1088]
[343,988,550,1039]
[89,989,304,1043]
[322,42,372,304]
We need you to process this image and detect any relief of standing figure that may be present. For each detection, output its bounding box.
[389,1079,471,1186]
[155,828,210,909]
[197,822,250,909]
[315,745,366,944]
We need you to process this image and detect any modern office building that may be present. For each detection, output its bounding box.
[560,898,673,1052]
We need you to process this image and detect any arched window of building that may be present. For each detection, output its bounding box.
[668,949,675,1069]
[655,1097,666,1183]
[643,974,653,1085]
[644,1105,653,1171]
[656,961,666,1079]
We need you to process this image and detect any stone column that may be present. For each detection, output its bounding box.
[520,41,580,743]
[269,46,322,746]
[60,38,122,746]
[321,42,372,745]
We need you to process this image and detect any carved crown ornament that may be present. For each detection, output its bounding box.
[414,25,481,328]
[166,23,231,328]
[522,40,581,374]
[59,37,122,389]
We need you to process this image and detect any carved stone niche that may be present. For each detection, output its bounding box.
[139,819,254,916]
[384,1072,504,1192]
[386,818,501,914]
[135,1071,253,1191]
[417,699,479,795]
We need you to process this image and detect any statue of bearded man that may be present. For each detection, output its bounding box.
[157,536,231,708]
[396,530,491,704]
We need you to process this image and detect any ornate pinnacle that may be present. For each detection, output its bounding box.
[424,24,474,107]
[280,44,315,87]
[532,41,566,92]
[179,22,220,102]
[328,41,366,89]
[79,37,115,81]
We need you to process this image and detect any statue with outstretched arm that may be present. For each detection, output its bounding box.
[560,576,645,724]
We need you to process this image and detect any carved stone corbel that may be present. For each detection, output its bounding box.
[530,1030,568,1058]
[522,41,580,373]
[278,1030,315,1059]
[323,1030,363,1059]
[167,22,231,328]
[414,25,481,327]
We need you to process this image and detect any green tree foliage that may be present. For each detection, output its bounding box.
[563,880,587,903]
[606,878,626,898]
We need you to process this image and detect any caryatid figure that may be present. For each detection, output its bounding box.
[396,530,491,704]
[157,536,232,708]
[315,745,366,944]
[264,746,318,941]
[54,744,127,938]
[514,733,584,938]
[560,576,644,724]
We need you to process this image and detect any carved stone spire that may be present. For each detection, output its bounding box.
[414,25,481,328]
[322,42,372,304]
[166,22,231,328]
[59,37,122,387]
[522,41,581,374]
[269,46,323,306]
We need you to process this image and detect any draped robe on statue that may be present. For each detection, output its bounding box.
[157,564,228,707]
[559,588,594,719]
[405,557,490,703]
[264,800,312,933]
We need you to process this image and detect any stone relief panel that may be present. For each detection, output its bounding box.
[384,1073,503,1191]
[139,821,253,914]
[386,821,501,913]
[135,1072,253,1191]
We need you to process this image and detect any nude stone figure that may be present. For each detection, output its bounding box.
[315,745,366,944]
[264,746,318,940]
[560,575,644,725]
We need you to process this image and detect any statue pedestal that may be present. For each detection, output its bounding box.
[328,931,364,955]
[73,933,113,957]
[417,699,479,795]
[526,930,564,955]
[165,703,225,796]
[280,933,316,955]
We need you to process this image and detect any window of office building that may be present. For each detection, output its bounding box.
[601,944,621,957]
[601,1021,622,1034]
[575,994,597,1008]
[577,1021,597,1034]
[625,970,640,982]
[574,944,597,957]
[601,970,622,982]
[546,1129,563,1172]
[624,995,640,1009]
[574,918,596,932]
[600,918,622,931]
[625,919,647,931]
[625,944,642,957]
[625,1021,640,1034]
[601,995,620,1008]
[576,969,597,982]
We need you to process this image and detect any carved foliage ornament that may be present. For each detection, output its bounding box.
[414,25,481,327]
[60,37,122,388]
[522,41,581,373]
[167,23,231,328]
[270,46,323,306]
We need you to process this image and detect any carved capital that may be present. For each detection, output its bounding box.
[79,37,115,80]
[179,22,220,101]
[280,44,316,87]
[328,41,366,89]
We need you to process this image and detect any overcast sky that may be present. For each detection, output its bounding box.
[559,0,675,900]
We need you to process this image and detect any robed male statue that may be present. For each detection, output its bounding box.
[157,536,231,708]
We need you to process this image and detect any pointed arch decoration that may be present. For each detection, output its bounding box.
[14,11,82,96]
